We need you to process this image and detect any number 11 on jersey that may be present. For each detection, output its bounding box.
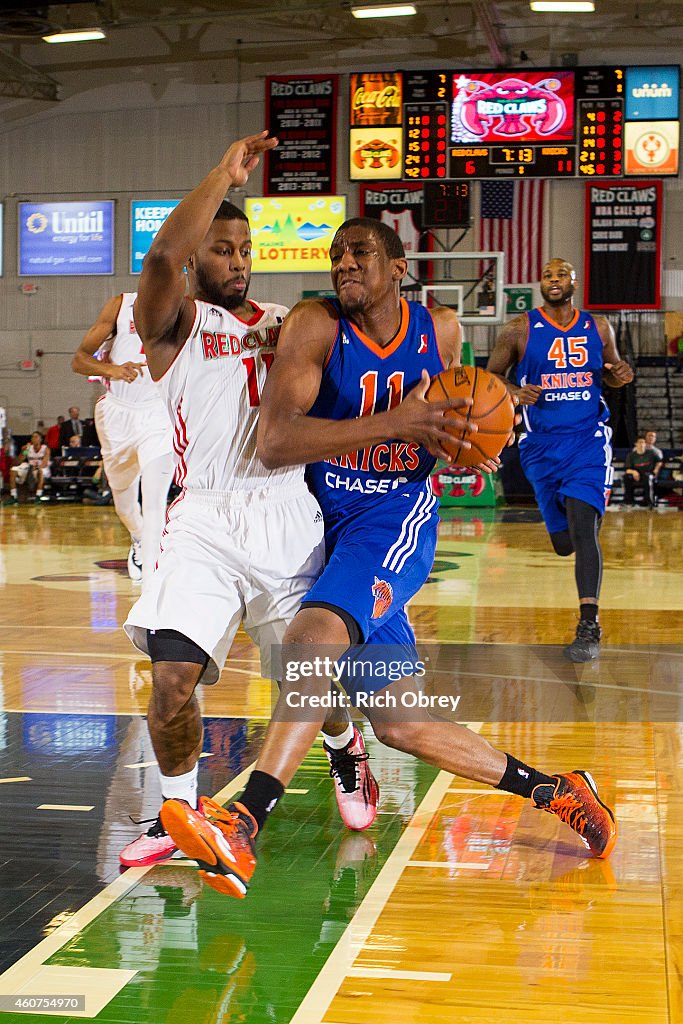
[242,352,275,407]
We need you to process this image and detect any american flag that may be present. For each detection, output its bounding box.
[479,180,546,285]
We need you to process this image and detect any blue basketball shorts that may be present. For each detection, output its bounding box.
[301,486,438,698]
[519,423,613,535]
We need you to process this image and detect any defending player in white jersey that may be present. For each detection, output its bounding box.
[119,132,377,869]
[72,293,175,584]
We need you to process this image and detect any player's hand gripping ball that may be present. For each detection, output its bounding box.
[426,366,515,467]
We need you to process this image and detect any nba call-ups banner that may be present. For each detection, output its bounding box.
[265,74,338,194]
[584,179,661,309]
[19,201,114,276]
[245,195,346,273]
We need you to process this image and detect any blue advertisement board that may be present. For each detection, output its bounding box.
[18,201,114,276]
[130,200,179,273]
[625,65,680,121]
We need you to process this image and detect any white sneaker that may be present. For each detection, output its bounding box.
[127,541,143,582]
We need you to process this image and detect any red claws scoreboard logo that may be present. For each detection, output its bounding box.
[371,577,393,619]
[453,73,572,142]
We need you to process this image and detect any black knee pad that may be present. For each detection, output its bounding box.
[550,530,574,557]
[147,628,208,666]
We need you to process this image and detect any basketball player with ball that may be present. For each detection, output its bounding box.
[487,258,633,662]
[161,218,617,900]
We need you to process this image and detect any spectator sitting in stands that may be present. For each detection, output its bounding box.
[623,436,659,509]
[10,431,50,501]
[59,407,84,449]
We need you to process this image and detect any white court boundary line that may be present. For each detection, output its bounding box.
[289,723,483,1024]
[0,762,256,1016]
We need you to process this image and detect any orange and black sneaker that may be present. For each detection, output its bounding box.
[160,796,258,898]
[532,770,617,859]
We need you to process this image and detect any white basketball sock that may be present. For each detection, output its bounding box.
[322,722,355,749]
[159,764,198,808]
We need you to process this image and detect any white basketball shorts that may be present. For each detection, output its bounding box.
[124,483,325,684]
[95,393,173,491]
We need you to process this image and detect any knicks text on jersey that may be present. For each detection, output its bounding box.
[305,298,445,517]
[516,307,609,435]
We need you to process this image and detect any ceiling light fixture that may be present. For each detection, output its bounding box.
[351,4,417,19]
[530,1,595,10]
[42,28,106,43]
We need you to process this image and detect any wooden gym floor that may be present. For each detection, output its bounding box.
[0,502,680,1023]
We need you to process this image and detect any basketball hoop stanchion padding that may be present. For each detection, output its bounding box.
[431,463,501,507]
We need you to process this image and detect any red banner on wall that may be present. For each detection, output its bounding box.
[265,75,337,195]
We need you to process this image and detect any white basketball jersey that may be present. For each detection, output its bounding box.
[157,298,302,492]
[104,293,163,404]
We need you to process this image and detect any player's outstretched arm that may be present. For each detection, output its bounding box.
[598,316,634,388]
[487,316,542,405]
[258,301,474,468]
[430,306,462,369]
[72,295,144,383]
[135,131,277,379]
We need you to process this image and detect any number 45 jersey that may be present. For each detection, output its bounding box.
[157,298,301,492]
[516,307,609,436]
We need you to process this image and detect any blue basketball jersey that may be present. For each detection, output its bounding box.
[516,307,609,435]
[305,298,445,518]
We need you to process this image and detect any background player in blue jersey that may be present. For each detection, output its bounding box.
[161,222,618,897]
[487,258,633,662]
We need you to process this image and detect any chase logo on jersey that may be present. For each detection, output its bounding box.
[371,577,393,619]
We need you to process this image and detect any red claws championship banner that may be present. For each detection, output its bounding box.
[584,179,662,309]
[265,74,338,195]
[359,183,424,253]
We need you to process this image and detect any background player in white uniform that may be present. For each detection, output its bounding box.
[118,132,370,868]
[72,294,175,584]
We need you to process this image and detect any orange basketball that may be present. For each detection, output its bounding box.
[426,365,515,467]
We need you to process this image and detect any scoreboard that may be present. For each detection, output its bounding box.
[349,65,679,181]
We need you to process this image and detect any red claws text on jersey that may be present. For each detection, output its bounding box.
[201,326,281,360]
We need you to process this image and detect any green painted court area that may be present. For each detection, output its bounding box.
[11,745,437,1024]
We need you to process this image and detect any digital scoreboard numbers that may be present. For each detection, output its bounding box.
[450,144,574,178]
[577,100,623,176]
[422,181,471,228]
[351,65,678,180]
[403,104,449,179]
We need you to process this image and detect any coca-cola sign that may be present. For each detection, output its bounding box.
[350,72,403,128]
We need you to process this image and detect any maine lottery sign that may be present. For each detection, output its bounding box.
[19,201,114,276]
[245,196,346,272]
[130,200,180,273]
